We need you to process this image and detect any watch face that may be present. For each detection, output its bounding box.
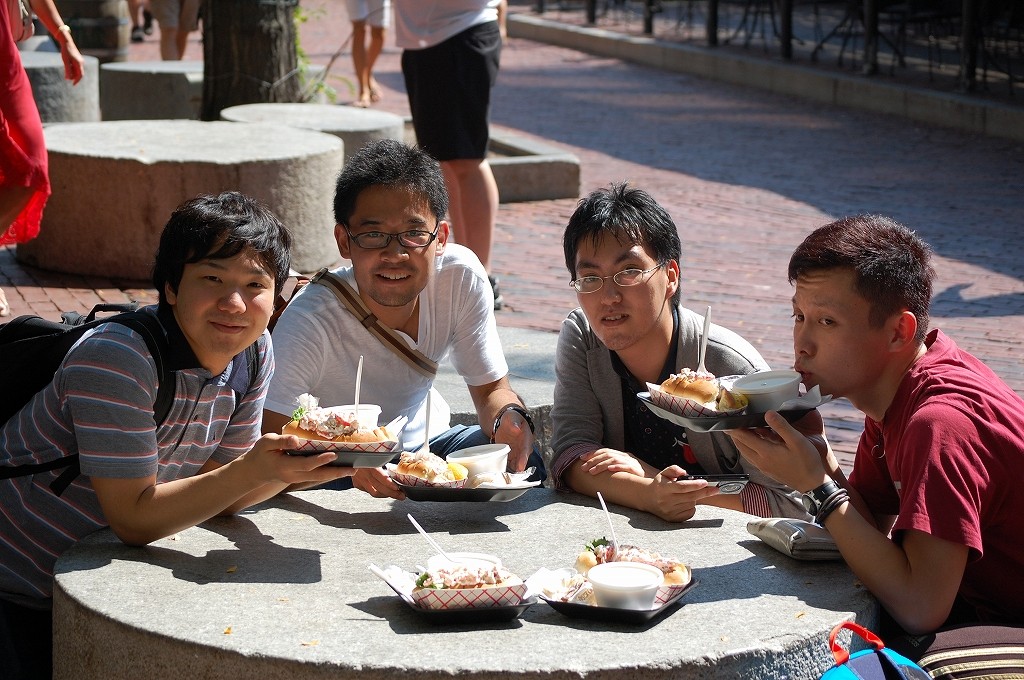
[801,494,817,514]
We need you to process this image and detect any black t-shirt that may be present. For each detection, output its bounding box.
[612,306,705,474]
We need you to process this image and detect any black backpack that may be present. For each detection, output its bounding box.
[0,304,171,495]
[0,303,256,496]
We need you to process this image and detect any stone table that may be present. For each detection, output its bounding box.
[53,489,877,679]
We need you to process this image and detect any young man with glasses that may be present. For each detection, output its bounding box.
[549,183,805,522]
[263,139,544,498]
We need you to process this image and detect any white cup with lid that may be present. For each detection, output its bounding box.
[587,562,665,610]
[446,443,510,478]
[730,370,802,412]
[326,404,382,427]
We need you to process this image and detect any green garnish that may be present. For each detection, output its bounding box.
[585,537,610,552]
[415,572,435,589]
[290,406,307,423]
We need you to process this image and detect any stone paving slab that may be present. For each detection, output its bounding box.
[4,0,1022,473]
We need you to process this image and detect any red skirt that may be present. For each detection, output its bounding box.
[1,1,50,246]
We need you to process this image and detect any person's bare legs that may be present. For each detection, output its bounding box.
[0,187,34,316]
[367,25,385,102]
[159,26,180,59]
[174,26,189,59]
[0,189,32,317]
[129,0,144,41]
[0,187,34,232]
[440,158,498,272]
[351,20,371,107]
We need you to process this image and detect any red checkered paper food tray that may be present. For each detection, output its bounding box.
[646,383,745,418]
[411,582,528,610]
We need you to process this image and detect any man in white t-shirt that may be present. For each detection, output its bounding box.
[263,139,544,497]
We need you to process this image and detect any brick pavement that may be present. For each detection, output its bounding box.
[3,0,1023,468]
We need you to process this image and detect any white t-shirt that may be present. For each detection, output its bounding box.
[266,244,507,449]
[392,0,498,49]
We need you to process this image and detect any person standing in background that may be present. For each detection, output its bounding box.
[129,0,154,43]
[1,0,84,317]
[392,0,506,310]
[346,0,390,107]
[149,0,200,59]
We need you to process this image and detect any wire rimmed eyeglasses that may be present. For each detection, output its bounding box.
[569,262,667,293]
[345,225,440,249]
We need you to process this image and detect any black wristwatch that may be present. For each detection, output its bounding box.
[491,404,535,441]
[801,480,841,516]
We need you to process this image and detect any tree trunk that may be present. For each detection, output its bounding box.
[201,0,299,121]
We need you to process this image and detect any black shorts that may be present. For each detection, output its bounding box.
[401,21,501,161]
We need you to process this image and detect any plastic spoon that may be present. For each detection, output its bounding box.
[697,305,711,375]
[407,513,459,564]
[353,355,363,417]
[596,491,618,560]
[417,389,431,454]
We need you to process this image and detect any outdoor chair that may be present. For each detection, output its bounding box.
[980,0,1023,95]
[722,0,779,50]
[810,0,905,72]
[879,0,961,80]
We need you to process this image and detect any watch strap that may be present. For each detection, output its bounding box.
[803,480,841,514]
[491,404,535,441]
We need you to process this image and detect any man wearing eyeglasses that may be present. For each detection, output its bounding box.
[262,139,544,498]
[549,183,805,522]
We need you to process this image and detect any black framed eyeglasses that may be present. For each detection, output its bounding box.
[569,262,666,294]
[345,225,440,249]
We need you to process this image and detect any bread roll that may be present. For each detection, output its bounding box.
[283,393,391,443]
[414,563,519,590]
[395,450,468,483]
[283,420,391,443]
[576,540,691,586]
[661,369,719,404]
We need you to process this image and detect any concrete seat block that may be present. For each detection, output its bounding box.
[220,103,405,158]
[18,120,343,280]
[100,60,204,120]
[21,52,100,123]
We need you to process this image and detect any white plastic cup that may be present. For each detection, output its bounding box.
[326,404,382,427]
[446,443,510,478]
[730,370,802,412]
[586,562,664,610]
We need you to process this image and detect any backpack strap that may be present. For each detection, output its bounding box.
[47,311,172,496]
[829,621,886,666]
[311,268,438,379]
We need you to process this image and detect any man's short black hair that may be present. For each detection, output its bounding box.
[563,182,682,303]
[788,214,935,343]
[152,191,292,305]
[333,139,449,228]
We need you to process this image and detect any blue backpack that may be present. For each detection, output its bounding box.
[821,622,930,680]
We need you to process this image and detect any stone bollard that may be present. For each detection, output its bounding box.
[220,103,405,160]
[99,62,331,122]
[21,52,101,123]
[18,121,343,279]
[100,60,204,120]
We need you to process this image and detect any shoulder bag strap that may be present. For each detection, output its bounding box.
[311,269,438,379]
